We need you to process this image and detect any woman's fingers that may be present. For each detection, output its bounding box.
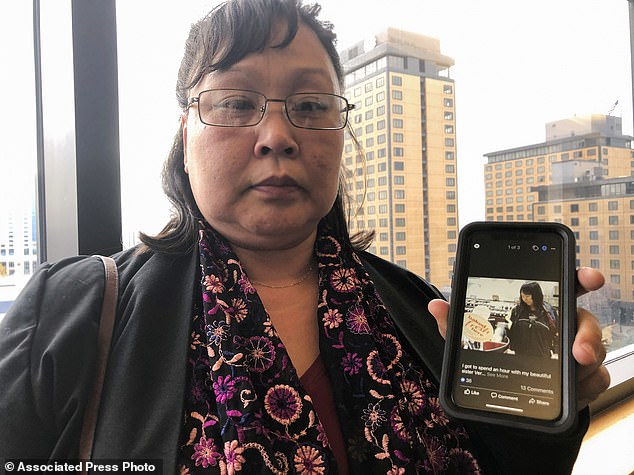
[573,307,611,408]
[428,299,449,339]
[575,266,605,298]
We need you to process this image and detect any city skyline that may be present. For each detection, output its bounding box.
[1,1,631,239]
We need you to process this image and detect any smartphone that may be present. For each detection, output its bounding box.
[439,221,577,433]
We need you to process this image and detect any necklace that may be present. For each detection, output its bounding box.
[250,263,315,289]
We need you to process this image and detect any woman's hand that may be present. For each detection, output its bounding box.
[428,267,611,409]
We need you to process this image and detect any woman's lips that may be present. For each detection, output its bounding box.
[251,176,302,198]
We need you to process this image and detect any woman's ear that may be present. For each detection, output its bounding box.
[182,113,189,174]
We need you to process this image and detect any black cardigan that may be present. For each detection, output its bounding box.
[0,247,587,473]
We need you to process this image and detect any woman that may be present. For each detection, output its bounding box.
[0,0,609,473]
[508,282,559,358]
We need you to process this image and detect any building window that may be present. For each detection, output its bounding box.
[443,98,453,107]
[393,118,403,128]
[589,231,599,240]
[393,147,404,156]
[445,138,455,147]
[590,245,600,254]
[589,216,598,226]
[570,218,579,226]
[391,75,402,86]
[395,232,406,241]
[609,245,620,255]
[394,162,404,171]
[392,104,403,114]
[376,91,385,102]
[394,176,405,185]
[395,204,405,213]
[444,111,454,120]
[443,84,453,94]
[609,216,619,225]
[608,201,618,211]
[393,133,403,142]
[446,151,455,160]
[396,246,406,255]
[392,90,402,100]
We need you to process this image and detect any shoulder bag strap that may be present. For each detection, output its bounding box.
[79,256,118,466]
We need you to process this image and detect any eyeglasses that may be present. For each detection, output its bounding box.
[186,89,355,130]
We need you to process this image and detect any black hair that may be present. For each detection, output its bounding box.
[139,0,371,254]
[518,281,545,311]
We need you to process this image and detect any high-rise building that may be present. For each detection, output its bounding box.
[0,199,38,279]
[484,114,633,222]
[484,114,634,325]
[340,28,458,288]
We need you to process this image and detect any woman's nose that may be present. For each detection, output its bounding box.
[253,102,299,158]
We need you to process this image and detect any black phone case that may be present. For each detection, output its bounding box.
[439,221,577,434]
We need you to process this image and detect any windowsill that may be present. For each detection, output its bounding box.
[572,394,634,475]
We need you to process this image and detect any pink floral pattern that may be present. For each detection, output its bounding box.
[177,221,480,473]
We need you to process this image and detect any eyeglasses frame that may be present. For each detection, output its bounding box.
[186,88,355,130]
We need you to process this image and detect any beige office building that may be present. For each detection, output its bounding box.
[340,28,458,288]
[532,174,634,302]
[484,114,634,305]
[484,115,633,222]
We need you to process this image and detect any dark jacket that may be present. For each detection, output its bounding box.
[0,247,587,473]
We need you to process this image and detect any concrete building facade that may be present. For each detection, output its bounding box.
[340,28,458,287]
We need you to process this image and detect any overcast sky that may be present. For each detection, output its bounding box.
[1,1,632,244]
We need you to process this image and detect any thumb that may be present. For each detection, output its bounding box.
[428,299,449,340]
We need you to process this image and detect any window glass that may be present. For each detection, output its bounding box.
[0,2,38,321]
[112,0,632,416]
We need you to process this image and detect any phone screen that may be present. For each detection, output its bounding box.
[449,226,571,422]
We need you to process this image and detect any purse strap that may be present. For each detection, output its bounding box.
[79,255,118,465]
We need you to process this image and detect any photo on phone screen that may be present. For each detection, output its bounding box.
[440,222,575,431]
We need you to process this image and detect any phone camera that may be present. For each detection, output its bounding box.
[473,243,480,249]
[532,245,539,251]
[541,245,548,251]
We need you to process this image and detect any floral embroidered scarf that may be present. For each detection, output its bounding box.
[178,222,480,474]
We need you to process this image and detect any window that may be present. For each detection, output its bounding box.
[392,104,403,114]
[392,90,402,100]
[1,2,40,311]
[107,0,634,430]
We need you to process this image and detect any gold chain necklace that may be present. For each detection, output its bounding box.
[250,263,315,289]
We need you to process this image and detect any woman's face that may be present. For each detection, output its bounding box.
[183,23,344,251]
[520,292,534,307]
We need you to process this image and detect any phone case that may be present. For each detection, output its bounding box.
[439,221,577,434]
